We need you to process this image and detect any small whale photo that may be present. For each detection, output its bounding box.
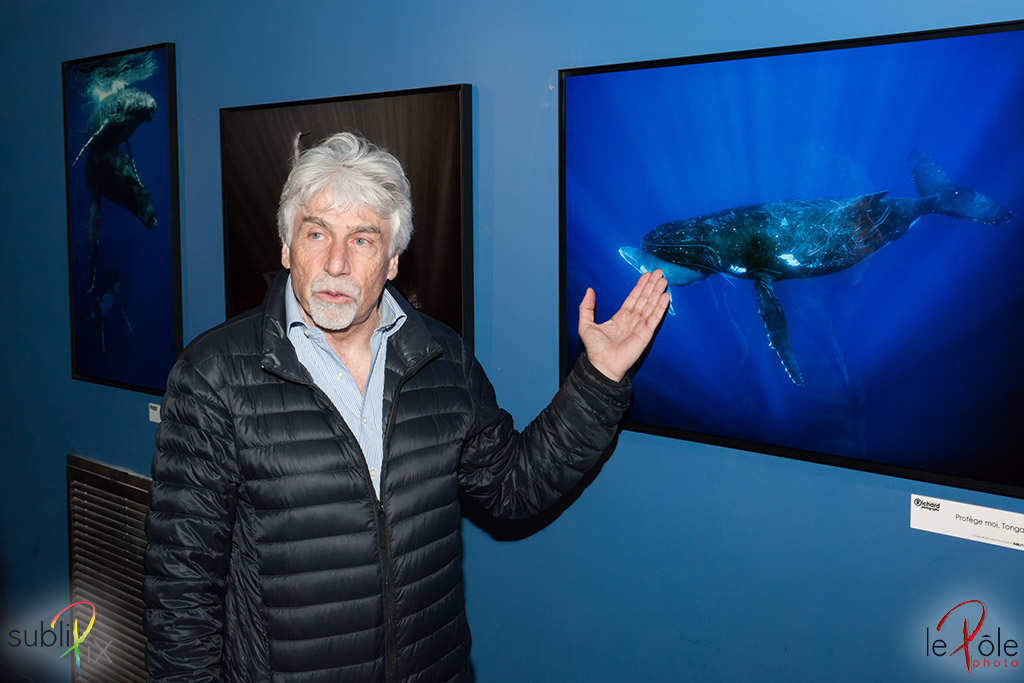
[62,44,179,394]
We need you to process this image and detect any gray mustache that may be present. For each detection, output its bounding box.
[311,275,361,302]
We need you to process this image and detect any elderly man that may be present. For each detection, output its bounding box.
[144,132,669,683]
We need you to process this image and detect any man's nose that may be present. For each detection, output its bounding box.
[325,240,351,276]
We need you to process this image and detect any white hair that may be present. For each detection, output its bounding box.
[277,132,413,255]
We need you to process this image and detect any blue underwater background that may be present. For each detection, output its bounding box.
[64,47,177,394]
[563,26,1024,491]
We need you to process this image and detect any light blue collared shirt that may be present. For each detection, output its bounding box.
[285,275,406,498]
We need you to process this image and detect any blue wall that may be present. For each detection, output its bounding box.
[2,1,1022,681]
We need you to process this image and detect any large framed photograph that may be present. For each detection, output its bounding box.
[63,43,181,395]
[560,21,1024,498]
[221,84,473,342]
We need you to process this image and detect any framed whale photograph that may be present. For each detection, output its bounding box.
[220,84,473,343]
[560,20,1024,499]
[62,43,182,395]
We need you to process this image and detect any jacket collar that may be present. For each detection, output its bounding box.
[259,270,440,381]
[381,281,442,376]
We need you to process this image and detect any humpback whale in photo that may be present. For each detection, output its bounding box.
[73,86,158,292]
[619,150,1013,385]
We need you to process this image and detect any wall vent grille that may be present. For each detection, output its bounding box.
[66,454,150,682]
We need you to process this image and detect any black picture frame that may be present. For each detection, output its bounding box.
[62,43,182,395]
[560,21,1024,499]
[220,84,473,343]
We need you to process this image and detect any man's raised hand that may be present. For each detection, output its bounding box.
[578,270,670,382]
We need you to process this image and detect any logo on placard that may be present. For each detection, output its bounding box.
[924,601,1019,673]
[914,497,941,511]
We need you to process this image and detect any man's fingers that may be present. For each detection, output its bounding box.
[584,269,667,332]
[624,269,667,315]
[626,270,664,311]
[643,278,669,317]
[620,271,646,309]
[646,291,671,327]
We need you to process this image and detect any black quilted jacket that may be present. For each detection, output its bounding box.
[144,273,631,683]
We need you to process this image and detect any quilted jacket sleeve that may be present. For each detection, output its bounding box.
[458,351,632,519]
[143,357,240,683]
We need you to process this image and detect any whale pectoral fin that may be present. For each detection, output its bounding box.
[753,273,804,386]
[73,122,106,166]
[73,139,91,166]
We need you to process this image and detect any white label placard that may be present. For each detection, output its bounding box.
[910,494,1024,551]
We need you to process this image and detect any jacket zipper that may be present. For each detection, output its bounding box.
[375,498,397,682]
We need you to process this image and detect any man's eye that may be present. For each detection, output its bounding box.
[354,237,370,246]
[309,231,324,240]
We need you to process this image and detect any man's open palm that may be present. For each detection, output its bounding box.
[579,270,670,382]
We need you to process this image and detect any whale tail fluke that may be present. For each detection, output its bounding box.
[932,184,1013,225]
[909,148,1013,225]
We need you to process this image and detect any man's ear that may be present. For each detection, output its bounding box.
[281,242,291,270]
[387,251,399,281]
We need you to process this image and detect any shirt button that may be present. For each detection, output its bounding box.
[369,468,377,478]
[362,416,368,425]
[303,329,310,338]
[336,371,344,380]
